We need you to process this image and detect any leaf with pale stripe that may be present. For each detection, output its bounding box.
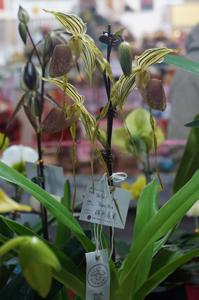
[44,10,87,35]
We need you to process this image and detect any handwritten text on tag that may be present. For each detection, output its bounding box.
[79,178,131,229]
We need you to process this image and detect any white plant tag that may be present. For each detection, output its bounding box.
[79,176,131,229]
[26,162,65,197]
[86,250,110,300]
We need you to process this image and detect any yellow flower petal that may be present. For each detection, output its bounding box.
[121,175,147,200]
[0,189,32,213]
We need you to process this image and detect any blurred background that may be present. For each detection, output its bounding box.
[0,0,198,175]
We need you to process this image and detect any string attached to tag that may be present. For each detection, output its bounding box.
[93,223,103,259]
[102,172,128,260]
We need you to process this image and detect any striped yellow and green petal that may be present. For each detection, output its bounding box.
[111,73,136,107]
[81,36,96,82]
[44,10,87,35]
[135,47,175,70]
[44,78,84,104]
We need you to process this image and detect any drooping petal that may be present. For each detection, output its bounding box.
[125,108,154,137]
[0,189,32,213]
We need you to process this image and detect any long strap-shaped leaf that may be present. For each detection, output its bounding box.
[117,170,199,299]
[134,247,199,300]
[44,10,87,35]
[133,180,158,241]
[118,181,158,296]
[173,115,199,193]
[0,162,93,251]
[165,54,199,75]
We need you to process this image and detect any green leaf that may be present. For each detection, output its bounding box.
[55,180,71,247]
[120,181,158,296]
[44,10,87,35]
[164,54,199,76]
[133,180,158,240]
[0,161,93,251]
[173,115,199,193]
[117,170,199,299]
[134,247,199,299]
[185,119,199,128]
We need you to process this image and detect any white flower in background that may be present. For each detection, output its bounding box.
[186,200,199,217]
[1,145,38,167]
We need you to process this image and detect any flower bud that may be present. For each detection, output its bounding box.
[118,41,133,76]
[23,92,41,131]
[23,61,39,91]
[18,6,29,24]
[18,22,27,44]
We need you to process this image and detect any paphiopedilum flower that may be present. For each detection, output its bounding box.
[0,189,31,213]
[121,175,147,200]
[1,145,38,174]
[112,108,164,154]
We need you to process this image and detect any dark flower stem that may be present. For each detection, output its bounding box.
[26,26,49,240]
[103,25,116,262]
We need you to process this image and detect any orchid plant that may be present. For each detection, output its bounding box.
[1,7,199,300]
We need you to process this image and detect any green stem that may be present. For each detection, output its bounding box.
[26,25,43,67]
[0,236,25,257]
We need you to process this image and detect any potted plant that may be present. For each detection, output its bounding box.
[1,7,199,300]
